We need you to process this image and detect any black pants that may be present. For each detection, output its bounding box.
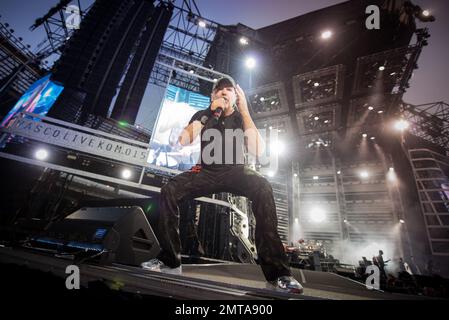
[156,164,291,282]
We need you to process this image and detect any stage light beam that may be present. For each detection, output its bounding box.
[239,37,249,45]
[394,119,410,131]
[122,169,132,179]
[321,30,332,39]
[360,170,369,178]
[35,149,48,161]
[310,207,326,223]
[245,57,256,69]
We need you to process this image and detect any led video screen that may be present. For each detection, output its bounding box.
[1,74,64,127]
[148,84,210,171]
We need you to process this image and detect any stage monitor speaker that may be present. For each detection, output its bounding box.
[31,206,160,266]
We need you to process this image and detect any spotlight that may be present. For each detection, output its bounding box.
[314,116,319,121]
[239,37,249,45]
[337,170,341,175]
[270,140,285,154]
[313,176,319,180]
[389,167,394,171]
[35,149,48,160]
[387,169,397,182]
[362,133,367,138]
[368,106,374,110]
[343,219,348,223]
[378,66,385,71]
[321,30,332,39]
[422,10,430,17]
[360,171,369,178]
[260,97,265,102]
[394,119,409,131]
[310,207,326,223]
[267,171,275,177]
[370,136,375,140]
[377,110,384,114]
[122,169,132,179]
[198,20,206,28]
[189,70,195,74]
[399,219,405,224]
[269,126,273,130]
[293,173,298,177]
[213,78,217,82]
[294,218,299,223]
[245,57,256,69]
[314,82,320,87]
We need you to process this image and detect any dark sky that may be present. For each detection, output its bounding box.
[1,0,448,105]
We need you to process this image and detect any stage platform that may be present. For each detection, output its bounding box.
[0,245,434,300]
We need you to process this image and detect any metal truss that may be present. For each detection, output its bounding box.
[149,0,221,91]
[0,21,43,95]
[31,0,90,58]
[401,101,449,151]
[28,0,220,92]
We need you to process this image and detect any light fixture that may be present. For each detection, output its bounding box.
[314,82,320,87]
[387,168,397,182]
[189,70,194,74]
[313,176,319,180]
[343,219,348,223]
[368,106,374,110]
[35,149,48,160]
[122,169,132,179]
[321,30,332,40]
[314,116,319,121]
[370,136,375,140]
[267,171,275,177]
[360,170,369,178]
[377,110,384,114]
[245,57,256,69]
[293,173,298,177]
[362,133,367,138]
[310,207,326,223]
[399,219,405,224]
[337,170,341,175]
[198,20,206,28]
[294,218,299,223]
[378,66,385,71]
[422,10,430,17]
[394,119,410,131]
[239,37,249,45]
[270,140,285,155]
[260,97,265,102]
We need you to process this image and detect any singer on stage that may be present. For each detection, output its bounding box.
[141,77,303,294]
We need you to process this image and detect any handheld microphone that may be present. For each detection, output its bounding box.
[213,107,223,122]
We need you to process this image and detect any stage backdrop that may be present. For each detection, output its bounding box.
[148,84,210,171]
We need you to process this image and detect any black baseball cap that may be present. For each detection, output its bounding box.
[212,76,236,91]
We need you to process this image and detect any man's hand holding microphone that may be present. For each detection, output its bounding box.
[200,96,227,126]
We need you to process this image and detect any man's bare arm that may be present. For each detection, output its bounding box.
[178,120,203,146]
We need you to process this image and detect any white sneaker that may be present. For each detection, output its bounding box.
[141,258,182,275]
